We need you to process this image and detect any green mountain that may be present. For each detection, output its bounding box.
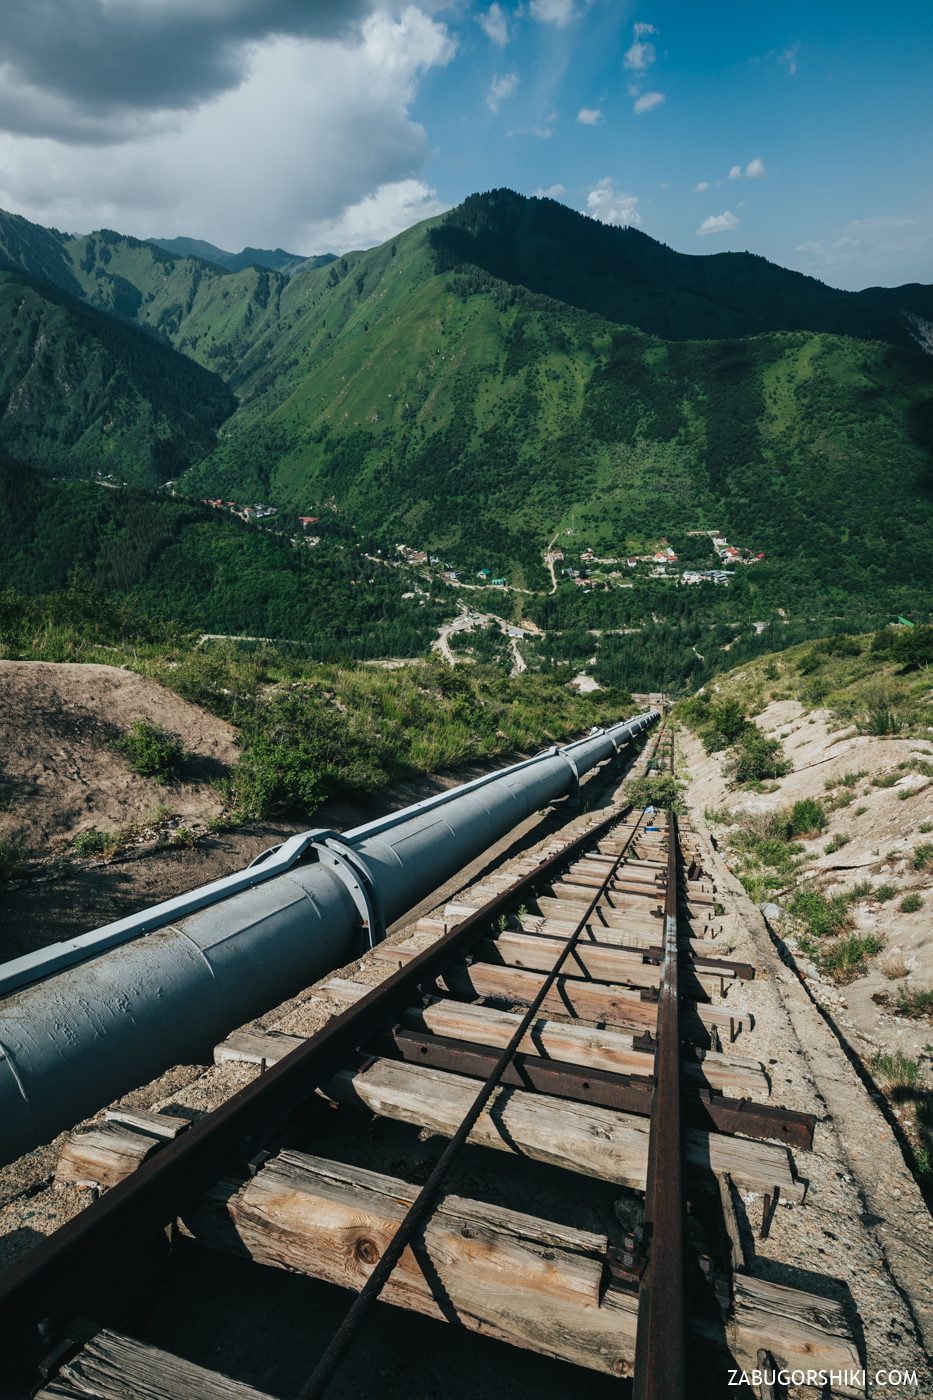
[148,236,335,276]
[0,454,442,659]
[1,190,931,645]
[430,191,933,347]
[0,267,234,484]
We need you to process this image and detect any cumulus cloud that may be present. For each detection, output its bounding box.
[624,38,657,71]
[577,107,603,125]
[729,157,766,180]
[0,0,377,142]
[633,21,658,37]
[487,70,519,111]
[304,179,447,251]
[479,4,509,47]
[697,210,739,236]
[633,91,664,114]
[529,0,576,26]
[585,177,642,228]
[0,7,457,251]
[533,183,566,198]
[695,181,709,192]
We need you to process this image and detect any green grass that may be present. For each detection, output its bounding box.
[807,931,884,981]
[895,985,933,1019]
[787,887,853,939]
[115,721,187,784]
[871,1050,923,1091]
[824,833,851,854]
[787,797,827,836]
[72,828,121,859]
[0,834,27,881]
[912,844,933,871]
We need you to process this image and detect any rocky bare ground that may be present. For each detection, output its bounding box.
[683,701,933,1268]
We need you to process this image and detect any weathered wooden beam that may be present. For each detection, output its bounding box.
[36,1328,274,1399]
[728,1276,862,1397]
[320,981,769,1097]
[55,1125,162,1191]
[185,1154,850,1385]
[323,1058,804,1199]
[366,946,751,1036]
[214,1028,306,1067]
[221,1150,633,1375]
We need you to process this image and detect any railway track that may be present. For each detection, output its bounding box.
[0,727,867,1399]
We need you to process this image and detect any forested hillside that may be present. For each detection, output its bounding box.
[1,191,931,664]
[0,456,443,659]
[0,269,234,484]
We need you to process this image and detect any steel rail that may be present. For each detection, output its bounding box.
[633,741,687,1400]
[0,769,648,1375]
[294,804,651,1400]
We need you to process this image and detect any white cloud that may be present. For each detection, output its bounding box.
[624,39,656,71]
[633,90,664,114]
[697,210,739,236]
[577,107,602,125]
[745,156,766,178]
[728,164,742,180]
[695,181,709,192]
[633,21,658,37]
[529,0,576,26]
[778,44,799,76]
[585,177,642,228]
[0,8,456,251]
[533,183,566,199]
[487,69,519,112]
[479,4,509,47]
[305,179,448,251]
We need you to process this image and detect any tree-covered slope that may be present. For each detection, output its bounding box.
[431,190,933,349]
[184,211,933,609]
[0,455,443,659]
[0,269,234,484]
[149,236,334,276]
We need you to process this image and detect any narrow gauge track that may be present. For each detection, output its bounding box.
[0,728,863,1400]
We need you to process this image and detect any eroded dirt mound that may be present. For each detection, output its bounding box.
[0,661,239,849]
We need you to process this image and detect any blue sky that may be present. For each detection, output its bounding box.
[0,0,929,289]
[414,0,933,288]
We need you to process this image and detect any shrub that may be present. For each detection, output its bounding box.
[627,773,683,812]
[731,729,791,786]
[72,828,120,858]
[912,844,933,871]
[0,833,26,881]
[875,884,898,902]
[116,721,187,783]
[169,826,200,849]
[786,798,827,837]
[700,698,750,753]
[895,985,933,1019]
[816,932,883,980]
[871,1049,923,1090]
[900,893,924,913]
[824,833,851,854]
[787,887,852,939]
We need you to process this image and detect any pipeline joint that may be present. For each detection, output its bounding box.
[300,831,386,951]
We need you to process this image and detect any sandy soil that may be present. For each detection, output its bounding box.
[0,661,239,850]
[684,701,933,1159]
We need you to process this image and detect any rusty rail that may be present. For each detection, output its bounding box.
[0,755,649,1376]
[633,744,687,1400]
[294,807,650,1399]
